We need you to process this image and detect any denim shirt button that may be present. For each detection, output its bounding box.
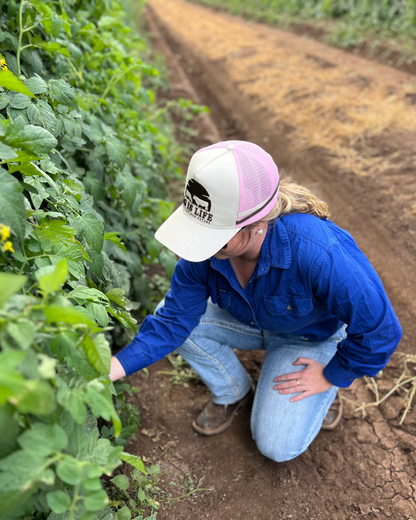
[286,305,292,311]
[250,321,254,325]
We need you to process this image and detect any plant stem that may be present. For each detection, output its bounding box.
[68,484,80,520]
[400,383,416,425]
[23,19,44,33]
[17,0,25,76]
[160,487,214,502]
[102,64,138,98]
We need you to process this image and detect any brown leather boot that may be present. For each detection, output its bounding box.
[192,386,254,436]
[321,393,343,430]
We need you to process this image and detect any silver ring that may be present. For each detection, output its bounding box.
[296,379,300,386]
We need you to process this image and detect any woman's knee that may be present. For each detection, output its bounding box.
[252,427,309,463]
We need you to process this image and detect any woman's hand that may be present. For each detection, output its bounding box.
[273,357,332,402]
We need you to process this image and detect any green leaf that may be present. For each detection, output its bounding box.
[104,232,127,253]
[0,273,26,307]
[51,332,100,381]
[37,258,68,294]
[83,477,102,491]
[18,423,68,456]
[37,353,57,379]
[39,41,70,58]
[6,320,35,350]
[64,390,87,425]
[106,138,128,169]
[105,288,126,307]
[52,16,64,37]
[27,100,57,132]
[137,488,146,503]
[147,239,161,260]
[118,166,140,209]
[110,475,129,491]
[49,79,77,109]
[0,70,35,98]
[36,219,77,246]
[56,457,82,485]
[84,387,121,437]
[88,248,104,278]
[0,168,26,240]
[0,360,56,414]
[15,379,56,415]
[160,249,177,278]
[11,93,32,109]
[66,286,109,304]
[0,489,37,517]
[6,121,57,154]
[81,333,111,374]
[0,450,46,492]
[25,75,47,95]
[44,305,99,329]
[0,141,18,160]
[73,213,104,253]
[83,489,108,511]
[86,302,109,328]
[119,453,147,474]
[46,490,71,514]
[116,506,131,520]
[52,242,84,278]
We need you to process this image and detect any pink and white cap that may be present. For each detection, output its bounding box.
[155,140,280,262]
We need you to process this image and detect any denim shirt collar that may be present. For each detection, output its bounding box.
[210,218,292,278]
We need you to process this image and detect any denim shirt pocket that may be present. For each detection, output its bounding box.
[217,288,231,310]
[264,295,313,318]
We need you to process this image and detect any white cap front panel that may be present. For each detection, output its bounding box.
[182,148,240,229]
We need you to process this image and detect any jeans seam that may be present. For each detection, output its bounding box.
[298,386,338,453]
[182,338,245,401]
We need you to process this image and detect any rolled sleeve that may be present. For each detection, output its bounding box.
[116,259,209,376]
[313,237,402,388]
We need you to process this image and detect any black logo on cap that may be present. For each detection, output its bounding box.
[183,179,213,224]
[185,179,211,212]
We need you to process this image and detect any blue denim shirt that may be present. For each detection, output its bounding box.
[116,213,402,388]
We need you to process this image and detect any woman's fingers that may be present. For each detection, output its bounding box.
[274,371,301,383]
[277,385,303,394]
[273,380,301,391]
[293,357,314,366]
[289,391,311,402]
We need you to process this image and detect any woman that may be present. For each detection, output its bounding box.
[110,140,401,463]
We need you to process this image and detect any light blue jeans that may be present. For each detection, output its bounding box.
[160,299,346,463]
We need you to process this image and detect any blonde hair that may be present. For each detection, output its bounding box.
[261,179,329,222]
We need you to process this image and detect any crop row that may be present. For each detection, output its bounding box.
[190,0,416,46]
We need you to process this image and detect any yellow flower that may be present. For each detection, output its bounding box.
[4,241,14,253]
[0,56,8,70]
[0,224,10,242]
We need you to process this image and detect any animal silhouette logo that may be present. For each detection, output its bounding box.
[184,179,212,212]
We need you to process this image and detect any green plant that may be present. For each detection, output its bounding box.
[108,465,213,518]
[190,0,416,52]
[158,353,201,387]
[0,0,200,518]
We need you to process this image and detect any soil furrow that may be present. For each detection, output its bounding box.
[124,2,416,518]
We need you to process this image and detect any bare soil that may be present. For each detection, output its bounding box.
[125,2,416,518]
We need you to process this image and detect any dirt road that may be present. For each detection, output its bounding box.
[126,1,416,518]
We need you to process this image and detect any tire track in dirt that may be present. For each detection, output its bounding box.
[124,2,416,519]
